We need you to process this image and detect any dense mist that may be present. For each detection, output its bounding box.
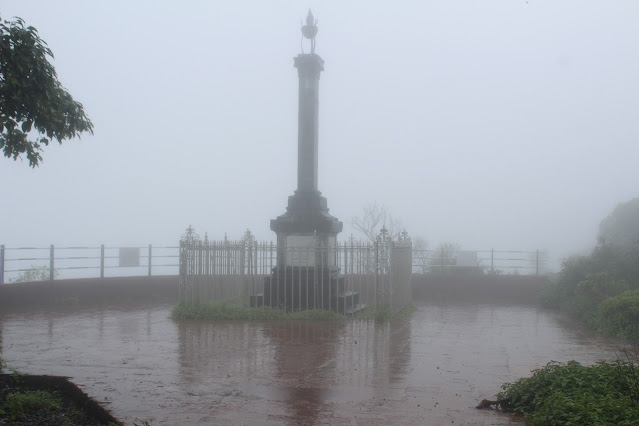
[2,1,638,271]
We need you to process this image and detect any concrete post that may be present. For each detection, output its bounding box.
[491,249,494,274]
[0,244,5,284]
[148,244,152,276]
[100,244,105,278]
[49,244,55,281]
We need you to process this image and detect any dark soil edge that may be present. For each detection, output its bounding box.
[0,374,122,425]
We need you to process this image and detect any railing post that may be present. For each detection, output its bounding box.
[0,244,5,285]
[491,249,494,274]
[374,240,379,310]
[440,247,444,274]
[536,249,539,276]
[100,244,105,278]
[49,244,55,280]
[148,244,152,276]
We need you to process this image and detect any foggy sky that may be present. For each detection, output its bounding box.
[1,1,638,270]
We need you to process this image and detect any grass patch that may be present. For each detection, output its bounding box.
[171,302,345,321]
[493,360,639,425]
[353,306,391,321]
[393,303,418,320]
[288,309,345,321]
[172,302,287,321]
[352,304,417,321]
[0,390,90,425]
[0,374,123,425]
[171,301,417,322]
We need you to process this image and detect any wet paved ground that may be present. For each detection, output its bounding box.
[0,300,622,425]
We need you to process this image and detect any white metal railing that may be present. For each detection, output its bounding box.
[0,244,179,283]
[0,244,544,284]
[412,249,545,276]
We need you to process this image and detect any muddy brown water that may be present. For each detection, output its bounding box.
[0,300,622,425]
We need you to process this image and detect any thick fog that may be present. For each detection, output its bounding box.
[1,1,638,271]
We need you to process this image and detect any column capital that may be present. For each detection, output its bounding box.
[294,54,324,79]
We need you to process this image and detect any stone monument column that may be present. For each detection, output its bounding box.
[257,11,365,314]
[270,10,342,266]
[295,53,323,193]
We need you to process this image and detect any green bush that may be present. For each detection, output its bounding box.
[570,272,629,325]
[497,360,639,425]
[541,233,639,336]
[576,272,628,302]
[597,289,639,339]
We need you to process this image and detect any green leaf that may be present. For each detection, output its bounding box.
[21,120,33,133]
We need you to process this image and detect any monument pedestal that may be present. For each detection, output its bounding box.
[264,189,354,312]
[271,190,342,256]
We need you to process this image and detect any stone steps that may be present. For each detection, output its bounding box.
[250,288,366,315]
[344,303,367,315]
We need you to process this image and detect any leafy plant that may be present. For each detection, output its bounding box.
[596,289,639,339]
[3,390,61,422]
[10,369,22,382]
[570,272,629,325]
[11,264,58,282]
[496,360,639,425]
[0,390,90,425]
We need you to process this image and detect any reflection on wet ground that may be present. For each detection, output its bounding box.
[0,301,622,424]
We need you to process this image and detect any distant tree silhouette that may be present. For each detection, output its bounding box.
[598,198,639,252]
[351,202,403,242]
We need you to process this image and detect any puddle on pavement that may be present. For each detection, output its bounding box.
[0,300,623,424]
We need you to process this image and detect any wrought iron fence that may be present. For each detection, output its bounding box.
[178,228,413,313]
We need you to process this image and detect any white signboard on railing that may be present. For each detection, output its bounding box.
[119,248,140,267]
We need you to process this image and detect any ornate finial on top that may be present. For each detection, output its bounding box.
[377,225,390,242]
[180,225,200,244]
[301,9,318,54]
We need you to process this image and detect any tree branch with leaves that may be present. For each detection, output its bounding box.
[0,17,93,167]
